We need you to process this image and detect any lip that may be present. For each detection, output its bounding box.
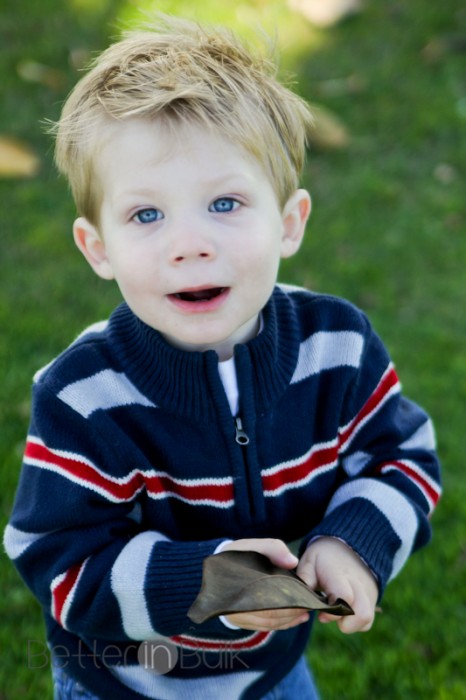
[167,286,230,313]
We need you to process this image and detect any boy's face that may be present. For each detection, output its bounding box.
[74,119,310,359]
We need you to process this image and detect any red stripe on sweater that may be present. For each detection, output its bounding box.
[262,443,338,494]
[25,438,234,505]
[144,474,234,504]
[25,439,144,501]
[171,631,272,652]
[378,460,441,509]
[51,561,85,627]
[260,365,400,495]
[338,364,400,448]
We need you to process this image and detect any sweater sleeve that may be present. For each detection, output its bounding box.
[4,381,228,642]
[302,311,441,595]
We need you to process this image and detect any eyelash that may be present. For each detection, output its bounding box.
[132,208,163,224]
[208,197,241,214]
[131,197,241,224]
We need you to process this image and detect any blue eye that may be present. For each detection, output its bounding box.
[209,198,239,214]
[133,208,163,224]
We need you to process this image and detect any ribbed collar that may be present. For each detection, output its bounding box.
[107,286,300,420]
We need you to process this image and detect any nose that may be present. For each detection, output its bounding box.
[169,225,216,265]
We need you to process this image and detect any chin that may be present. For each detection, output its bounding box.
[165,330,233,354]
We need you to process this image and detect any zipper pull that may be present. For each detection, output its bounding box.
[235,417,250,446]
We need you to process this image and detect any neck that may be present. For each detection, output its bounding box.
[162,315,261,361]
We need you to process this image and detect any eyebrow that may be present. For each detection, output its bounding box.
[114,173,255,202]
[117,188,160,201]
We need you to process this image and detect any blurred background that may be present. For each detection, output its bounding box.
[1,0,465,697]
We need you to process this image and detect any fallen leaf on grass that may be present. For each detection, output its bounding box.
[0,136,40,178]
[288,0,362,27]
[421,35,466,64]
[315,73,367,98]
[17,60,67,90]
[309,103,351,150]
[69,48,93,71]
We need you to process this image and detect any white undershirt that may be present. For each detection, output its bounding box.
[216,313,263,416]
[217,357,239,416]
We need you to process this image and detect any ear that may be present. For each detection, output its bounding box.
[280,189,311,259]
[73,217,114,280]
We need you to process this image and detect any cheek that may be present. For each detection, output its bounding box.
[235,224,282,263]
[108,243,152,277]
[248,237,282,274]
[238,248,281,299]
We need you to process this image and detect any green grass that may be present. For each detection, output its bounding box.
[1,0,465,697]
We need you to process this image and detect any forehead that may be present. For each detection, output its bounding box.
[94,117,269,192]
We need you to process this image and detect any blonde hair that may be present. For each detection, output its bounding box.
[52,15,313,224]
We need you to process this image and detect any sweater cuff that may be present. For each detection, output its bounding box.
[301,497,403,596]
[146,538,226,635]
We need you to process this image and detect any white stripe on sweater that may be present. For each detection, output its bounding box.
[111,531,168,640]
[325,477,418,580]
[3,524,47,560]
[291,331,364,384]
[57,369,156,418]
[341,451,372,476]
[110,664,263,700]
[33,321,109,384]
[400,419,436,451]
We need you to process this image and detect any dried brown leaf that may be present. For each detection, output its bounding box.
[188,550,354,624]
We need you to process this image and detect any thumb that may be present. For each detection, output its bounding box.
[296,555,318,590]
[250,538,298,569]
[223,538,299,570]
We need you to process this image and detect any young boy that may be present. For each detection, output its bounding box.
[4,15,441,700]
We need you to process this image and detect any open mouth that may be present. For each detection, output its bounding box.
[167,286,230,313]
[171,287,228,303]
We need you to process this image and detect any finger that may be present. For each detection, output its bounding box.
[250,614,309,631]
[254,539,299,569]
[338,594,375,634]
[243,609,308,629]
[244,614,309,631]
[224,538,299,569]
[226,608,309,631]
[317,611,343,625]
[338,610,374,634]
[318,582,374,632]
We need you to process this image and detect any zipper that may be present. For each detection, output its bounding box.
[234,417,250,446]
[233,415,265,522]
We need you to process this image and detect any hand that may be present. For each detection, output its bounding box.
[297,537,379,634]
[220,538,310,631]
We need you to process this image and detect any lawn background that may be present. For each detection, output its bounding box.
[1,0,465,697]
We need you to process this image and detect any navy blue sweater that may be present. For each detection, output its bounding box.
[4,286,441,699]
